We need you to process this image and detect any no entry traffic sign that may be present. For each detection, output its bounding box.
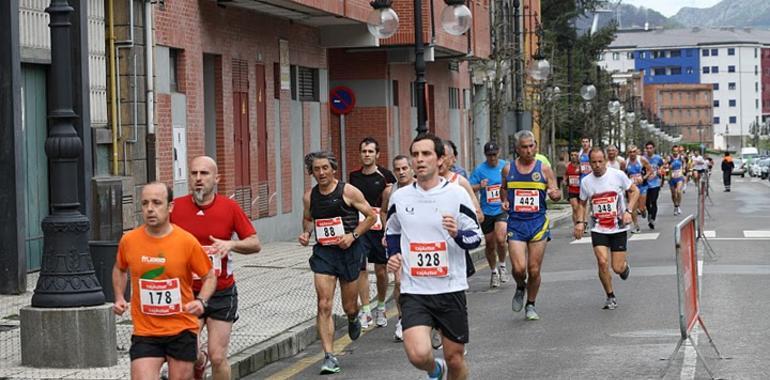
[330,86,356,115]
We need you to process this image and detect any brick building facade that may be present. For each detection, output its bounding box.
[643,83,714,147]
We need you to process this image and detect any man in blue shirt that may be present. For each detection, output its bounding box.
[643,141,665,230]
[470,142,508,288]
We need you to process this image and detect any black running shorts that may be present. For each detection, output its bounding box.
[481,213,507,235]
[400,291,469,344]
[129,330,198,362]
[196,285,239,322]
[359,229,388,267]
[309,241,365,283]
[591,231,628,252]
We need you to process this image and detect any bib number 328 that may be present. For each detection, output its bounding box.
[139,278,182,316]
[408,242,448,277]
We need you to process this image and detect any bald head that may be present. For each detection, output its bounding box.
[191,156,218,175]
[190,156,220,205]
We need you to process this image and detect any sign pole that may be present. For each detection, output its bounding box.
[340,114,346,177]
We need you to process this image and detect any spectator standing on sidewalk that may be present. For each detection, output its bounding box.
[113,182,216,380]
[170,156,262,380]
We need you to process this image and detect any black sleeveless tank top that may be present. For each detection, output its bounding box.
[310,181,359,234]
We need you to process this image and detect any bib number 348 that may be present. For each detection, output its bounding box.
[139,278,182,316]
[408,242,448,277]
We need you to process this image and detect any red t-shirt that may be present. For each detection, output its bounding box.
[170,194,256,291]
[566,163,581,194]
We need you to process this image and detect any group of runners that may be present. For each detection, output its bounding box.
[112,130,712,380]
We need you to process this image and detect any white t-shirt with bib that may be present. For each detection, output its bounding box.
[579,167,633,234]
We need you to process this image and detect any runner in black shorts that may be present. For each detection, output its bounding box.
[299,150,377,374]
[574,147,639,310]
[349,137,397,329]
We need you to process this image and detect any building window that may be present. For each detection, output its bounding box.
[654,67,666,76]
[686,67,694,74]
[392,80,399,106]
[671,67,682,75]
[297,66,319,101]
[757,99,760,109]
[728,48,735,56]
[653,50,664,59]
[702,66,710,74]
[729,82,736,90]
[612,52,620,60]
[729,99,736,107]
[711,66,719,73]
[756,65,759,75]
[755,48,758,58]
[290,65,297,100]
[169,48,180,93]
[714,117,720,124]
[714,100,720,107]
[671,50,681,57]
[728,65,736,73]
[713,83,719,91]
[702,49,709,57]
[711,48,718,56]
[729,116,737,123]
[448,87,460,109]
[756,82,759,92]
[627,52,634,59]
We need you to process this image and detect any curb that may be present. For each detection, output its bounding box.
[227,209,573,379]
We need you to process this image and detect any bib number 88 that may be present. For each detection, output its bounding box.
[323,227,336,237]
[417,253,441,267]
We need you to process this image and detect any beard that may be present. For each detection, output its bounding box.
[193,189,207,204]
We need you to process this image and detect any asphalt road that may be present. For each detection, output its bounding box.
[249,173,770,380]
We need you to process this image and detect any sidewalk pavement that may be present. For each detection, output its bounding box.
[0,207,572,379]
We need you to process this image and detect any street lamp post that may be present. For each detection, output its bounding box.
[580,77,597,147]
[368,0,471,136]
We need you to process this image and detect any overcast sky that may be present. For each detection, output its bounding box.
[620,0,722,17]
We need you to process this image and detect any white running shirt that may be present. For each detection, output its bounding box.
[579,167,633,234]
[385,178,482,295]
[607,156,625,170]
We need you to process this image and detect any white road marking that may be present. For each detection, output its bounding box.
[703,230,716,238]
[680,325,699,380]
[743,230,770,238]
[629,233,659,241]
[569,238,592,245]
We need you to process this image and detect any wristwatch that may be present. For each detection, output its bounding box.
[196,297,208,308]
[352,231,360,240]
[624,209,633,215]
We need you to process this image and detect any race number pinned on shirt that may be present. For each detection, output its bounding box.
[359,207,382,231]
[580,163,592,175]
[671,169,683,178]
[514,189,540,212]
[315,217,345,245]
[568,175,580,187]
[139,278,182,316]
[630,173,643,184]
[193,246,223,280]
[408,242,448,277]
[485,185,501,204]
[591,192,619,230]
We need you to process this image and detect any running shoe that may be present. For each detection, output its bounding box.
[394,318,403,341]
[348,317,362,341]
[490,271,501,288]
[602,296,618,310]
[499,264,509,283]
[358,310,372,329]
[374,307,388,328]
[648,219,655,230]
[427,358,447,380]
[431,328,443,350]
[631,225,641,234]
[511,287,526,312]
[320,353,341,375]
[193,351,208,380]
[525,304,540,320]
[676,206,682,215]
[160,363,169,380]
[639,209,647,219]
[620,263,630,280]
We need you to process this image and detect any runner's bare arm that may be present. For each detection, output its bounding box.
[341,184,376,249]
[298,190,313,246]
[111,264,128,315]
[641,157,655,181]
[573,199,587,240]
[458,176,484,223]
[542,163,562,201]
[500,162,511,211]
[209,233,261,256]
[625,183,640,216]
[380,186,392,226]
[186,269,216,316]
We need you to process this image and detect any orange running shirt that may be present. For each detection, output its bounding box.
[116,224,212,337]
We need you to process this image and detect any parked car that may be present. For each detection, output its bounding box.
[758,158,770,179]
[750,159,764,177]
[732,158,746,177]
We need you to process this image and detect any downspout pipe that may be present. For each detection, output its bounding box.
[145,0,156,181]
[108,0,119,175]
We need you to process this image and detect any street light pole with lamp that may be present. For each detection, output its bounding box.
[579,77,597,147]
[367,0,472,135]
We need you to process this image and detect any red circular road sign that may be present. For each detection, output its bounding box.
[330,86,356,115]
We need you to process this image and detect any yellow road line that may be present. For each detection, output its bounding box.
[267,260,491,379]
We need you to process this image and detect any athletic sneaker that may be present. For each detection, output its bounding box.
[490,271,501,288]
[431,328,443,350]
[499,264,509,283]
[512,287,526,312]
[603,296,618,310]
[160,363,169,380]
[639,209,647,219]
[648,219,655,230]
[677,206,682,215]
[348,317,362,341]
[374,307,388,328]
[525,304,540,320]
[620,263,630,280]
[358,310,372,329]
[631,225,641,234]
[320,353,341,375]
[394,318,403,341]
[427,358,447,380]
